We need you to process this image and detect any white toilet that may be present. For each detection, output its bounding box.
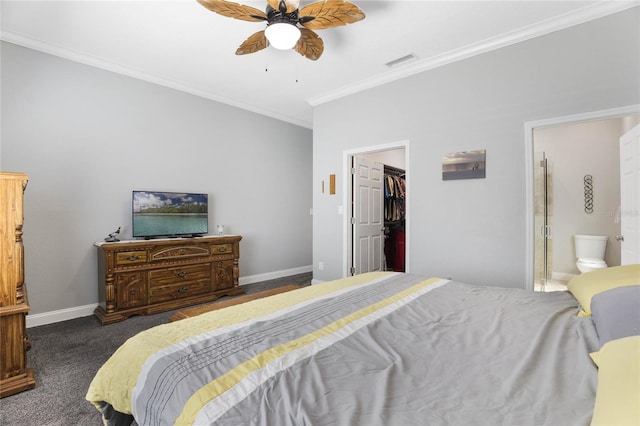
[574,234,608,273]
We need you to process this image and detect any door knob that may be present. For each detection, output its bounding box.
[616,235,624,242]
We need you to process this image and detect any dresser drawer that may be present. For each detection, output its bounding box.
[150,245,210,262]
[115,250,148,266]
[115,271,147,308]
[148,264,210,287]
[210,243,233,256]
[148,280,211,303]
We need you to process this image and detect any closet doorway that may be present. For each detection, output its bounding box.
[343,141,409,277]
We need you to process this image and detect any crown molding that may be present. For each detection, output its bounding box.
[308,1,640,107]
[0,31,313,129]
[2,1,636,126]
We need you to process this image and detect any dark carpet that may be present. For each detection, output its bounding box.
[0,273,311,426]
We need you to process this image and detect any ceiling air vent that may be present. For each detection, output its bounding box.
[385,53,417,68]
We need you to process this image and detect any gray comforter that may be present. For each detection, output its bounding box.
[92,273,600,426]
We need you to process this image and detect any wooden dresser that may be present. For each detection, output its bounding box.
[94,235,244,324]
[0,172,36,397]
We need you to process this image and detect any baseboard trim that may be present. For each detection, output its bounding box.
[26,265,313,328]
[238,265,312,286]
[26,304,98,329]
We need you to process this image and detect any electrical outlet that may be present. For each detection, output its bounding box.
[318,261,324,271]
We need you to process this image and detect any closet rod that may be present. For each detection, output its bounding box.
[384,165,405,176]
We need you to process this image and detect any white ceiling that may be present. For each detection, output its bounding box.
[1,1,637,128]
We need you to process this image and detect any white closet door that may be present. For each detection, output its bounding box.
[353,156,384,274]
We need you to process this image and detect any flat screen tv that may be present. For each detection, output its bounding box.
[132,191,208,239]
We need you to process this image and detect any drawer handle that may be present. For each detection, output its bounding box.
[125,255,141,261]
[176,271,188,278]
[217,247,228,253]
[179,249,186,255]
[177,287,188,293]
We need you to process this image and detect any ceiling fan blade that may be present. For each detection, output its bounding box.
[197,0,267,22]
[236,30,268,55]
[266,0,300,14]
[299,0,365,30]
[294,28,324,61]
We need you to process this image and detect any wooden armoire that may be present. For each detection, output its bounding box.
[0,172,36,397]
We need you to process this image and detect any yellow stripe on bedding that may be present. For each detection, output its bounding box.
[177,276,443,424]
[86,272,396,414]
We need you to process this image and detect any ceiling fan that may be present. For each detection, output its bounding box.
[197,0,366,60]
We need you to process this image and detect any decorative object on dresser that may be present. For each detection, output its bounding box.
[0,172,36,397]
[104,226,121,242]
[94,235,243,324]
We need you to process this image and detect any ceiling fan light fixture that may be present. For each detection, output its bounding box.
[198,0,365,60]
[265,22,301,50]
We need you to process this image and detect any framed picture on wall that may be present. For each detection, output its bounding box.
[442,149,486,180]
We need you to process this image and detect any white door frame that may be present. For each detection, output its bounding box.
[343,140,410,277]
[524,104,640,291]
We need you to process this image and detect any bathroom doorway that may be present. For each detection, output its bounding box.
[528,108,640,291]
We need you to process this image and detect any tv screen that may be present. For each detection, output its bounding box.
[132,191,208,239]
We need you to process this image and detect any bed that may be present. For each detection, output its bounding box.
[86,266,640,426]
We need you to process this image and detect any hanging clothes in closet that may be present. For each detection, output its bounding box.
[384,173,405,222]
[383,166,406,272]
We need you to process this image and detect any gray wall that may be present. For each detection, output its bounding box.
[1,42,313,317]
[312,8,640,287]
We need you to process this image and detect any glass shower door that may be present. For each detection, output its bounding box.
[534,152,552,291]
